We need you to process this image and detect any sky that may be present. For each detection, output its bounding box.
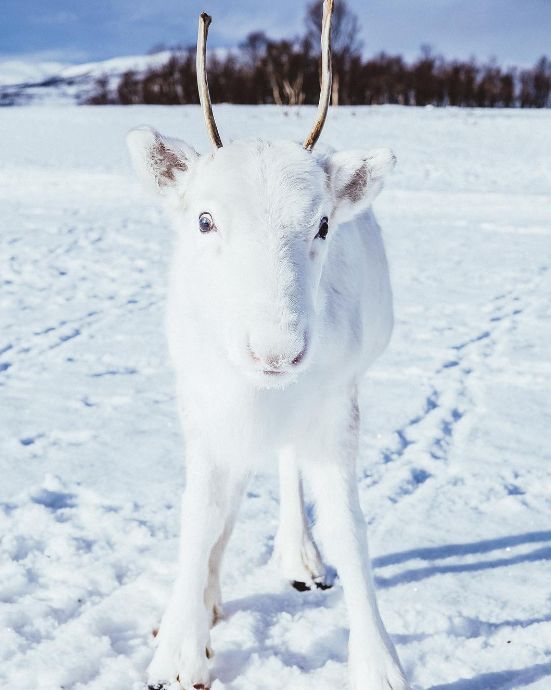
[1,0,550,67]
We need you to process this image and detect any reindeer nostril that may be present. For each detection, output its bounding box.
[291,341,308,367]
[291,349,305,366]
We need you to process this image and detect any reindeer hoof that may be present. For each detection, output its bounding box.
[291,580,311,592]
[292,575,333,592]
[315,577,333,590]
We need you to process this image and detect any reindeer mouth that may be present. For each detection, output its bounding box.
[244,366,300,391]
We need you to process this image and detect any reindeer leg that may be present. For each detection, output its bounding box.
[273,445,329,591]
[301,388,410,690]
[147,459,247,690]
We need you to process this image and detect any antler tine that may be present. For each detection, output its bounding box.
[304,0,334,151]
[197,12,223,149]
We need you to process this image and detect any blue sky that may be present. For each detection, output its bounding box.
[1,0,550,66]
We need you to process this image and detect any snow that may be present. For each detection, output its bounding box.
[0,53,177,88]
[0,51,230,105]
[1,104,551,690]
[58,53,177,82]
[0,60,70,87]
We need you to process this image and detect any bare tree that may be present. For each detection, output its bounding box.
[85,24,551,109]
[305,0,362,105]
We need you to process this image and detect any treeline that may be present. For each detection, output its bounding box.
[87,2,551,108]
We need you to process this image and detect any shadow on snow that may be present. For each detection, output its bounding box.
[428,661,551,690]
[373,530,551,587]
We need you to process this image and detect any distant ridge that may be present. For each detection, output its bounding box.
[0,52,174,106]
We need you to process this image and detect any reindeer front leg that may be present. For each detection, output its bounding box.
[147,457,247,690]
[273,445,328,591]
[301,389,410,690]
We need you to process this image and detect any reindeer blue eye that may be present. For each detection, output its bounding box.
[316,216,329,240]
[199,212,215,233]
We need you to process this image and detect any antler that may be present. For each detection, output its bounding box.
[304,0,334,151]
[197,12,223,149]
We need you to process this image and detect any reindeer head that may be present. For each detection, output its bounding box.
[127,2,395,389]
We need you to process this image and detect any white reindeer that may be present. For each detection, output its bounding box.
[127,3,410,689]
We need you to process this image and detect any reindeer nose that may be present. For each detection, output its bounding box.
[248,339,308,370]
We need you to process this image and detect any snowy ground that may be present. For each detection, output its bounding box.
[1,105,551,690]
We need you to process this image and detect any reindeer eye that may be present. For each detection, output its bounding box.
[199,212,215,233]
[316,216,329,240]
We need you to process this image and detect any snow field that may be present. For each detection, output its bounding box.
[1,105,551,689]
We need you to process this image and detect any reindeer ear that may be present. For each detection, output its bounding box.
[327,148,396,222]
[126,126,199,195]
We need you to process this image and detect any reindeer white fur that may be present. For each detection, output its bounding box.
[126,4,410,689]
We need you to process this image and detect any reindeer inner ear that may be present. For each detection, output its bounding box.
[339,162,369,204]
[328,148,396,222]
[126,126,199,194]
[149,138,189,186]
